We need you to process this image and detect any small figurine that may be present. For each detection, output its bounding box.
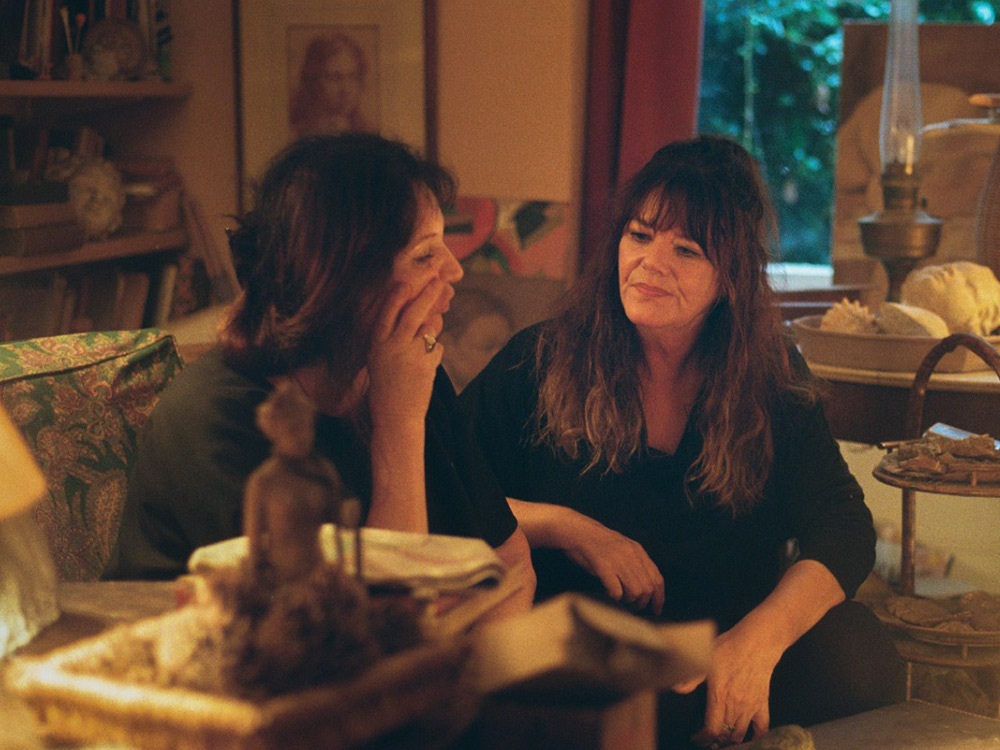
[242,381,348,584]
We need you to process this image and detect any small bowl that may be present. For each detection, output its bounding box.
[790,315,1000,373]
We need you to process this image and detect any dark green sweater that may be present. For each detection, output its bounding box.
[111,348,517,579]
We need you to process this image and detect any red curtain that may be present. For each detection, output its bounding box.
[579,0,705,266]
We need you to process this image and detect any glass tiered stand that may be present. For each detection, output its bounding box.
[871,333,1000,713]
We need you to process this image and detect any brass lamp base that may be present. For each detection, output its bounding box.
[859,165,942,301]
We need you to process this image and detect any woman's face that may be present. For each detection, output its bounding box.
[618,204,720,342]
[387,194,464,339]
[318,47,363,118]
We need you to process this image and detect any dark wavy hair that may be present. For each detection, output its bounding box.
[534,135,815,514]
[220,133,455,395]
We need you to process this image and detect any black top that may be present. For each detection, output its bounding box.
[460,324,875,629]
[111,348,517,579]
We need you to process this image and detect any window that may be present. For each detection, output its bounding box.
[699,0,999,265]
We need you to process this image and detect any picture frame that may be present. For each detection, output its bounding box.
[236,0,430,211]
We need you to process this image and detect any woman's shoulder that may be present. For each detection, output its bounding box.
[149,348,270,431]
[477,320,547,379]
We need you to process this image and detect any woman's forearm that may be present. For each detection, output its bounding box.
[735,558,845,656]
[507,496,665,614]
[482,525,536,618]
[365,420,429,532]
[507,497,584,547]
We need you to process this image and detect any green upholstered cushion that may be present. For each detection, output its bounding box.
[0,330,184,581]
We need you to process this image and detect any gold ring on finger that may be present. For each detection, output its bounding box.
[422,333,438,353]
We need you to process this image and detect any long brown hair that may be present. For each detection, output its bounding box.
[220,133,455,396]
[534,135,815,514]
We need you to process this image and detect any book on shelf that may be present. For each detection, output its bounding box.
[71,268,118,332]
[152,260,177,326]
[0,117,14,181]
[0,275,62,341]
[64,267,150,333]
[0,182,69,206]
[58,282,77,334]
[115,155,177,181]
[153,0,173,81]
[471,593,716,696]
[18,0,53,78]
[114,270,151,330]
[0,201,76,229]
[0,221,84,257]
[39,272,68,336]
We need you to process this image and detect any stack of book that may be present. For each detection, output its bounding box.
[0,199,84,257]
[117,155,182,233]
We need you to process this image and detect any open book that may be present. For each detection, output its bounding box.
[471,593,715,695]
[187,523,506,593]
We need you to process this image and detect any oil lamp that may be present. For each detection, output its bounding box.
[858,0,942,301]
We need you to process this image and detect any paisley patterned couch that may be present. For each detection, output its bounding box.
[0,330,184,581]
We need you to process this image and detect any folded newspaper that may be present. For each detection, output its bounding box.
[188,523,506,593]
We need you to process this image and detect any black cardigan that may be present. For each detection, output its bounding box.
[460,323,875,628]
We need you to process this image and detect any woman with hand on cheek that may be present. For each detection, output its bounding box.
[112,133,534,617]
[461,135,903,748]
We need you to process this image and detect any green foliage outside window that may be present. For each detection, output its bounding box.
[699,0,999,265]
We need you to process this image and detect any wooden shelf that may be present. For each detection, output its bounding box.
[0,228,187,277]
[0,80,191,100]
[0,80,191,120]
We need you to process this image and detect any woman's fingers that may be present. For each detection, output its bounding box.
[373,277,448,345]
[621,544,665,614]
[397,279,448,341]
[373,281,414,342]
[751,705,770,738]
[564,519,665,616]
[671,674,705,694]
[596,547,664,614]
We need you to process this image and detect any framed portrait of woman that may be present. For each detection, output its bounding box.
[236,0,429,210]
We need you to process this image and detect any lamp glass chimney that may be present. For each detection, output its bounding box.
[879,0,922,175]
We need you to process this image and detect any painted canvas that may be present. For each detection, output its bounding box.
[441,196,572,390]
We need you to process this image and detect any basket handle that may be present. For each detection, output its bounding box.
[905,333,1000,439]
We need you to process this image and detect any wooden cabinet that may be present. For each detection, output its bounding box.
[0,80,192,341]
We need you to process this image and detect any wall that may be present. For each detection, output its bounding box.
[149,0,588,304]
[436,0,588,205]
[106,0,240,260]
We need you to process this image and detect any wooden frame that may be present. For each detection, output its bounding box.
[235,0,431,211]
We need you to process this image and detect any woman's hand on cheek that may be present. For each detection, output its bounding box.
[367,280,446,431]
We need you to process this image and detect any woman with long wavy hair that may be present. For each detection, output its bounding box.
[461,135,903,748]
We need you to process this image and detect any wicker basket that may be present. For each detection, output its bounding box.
[5,609,476,750]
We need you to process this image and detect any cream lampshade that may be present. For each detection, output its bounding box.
[0,406,46,520]
[0,403,59,657]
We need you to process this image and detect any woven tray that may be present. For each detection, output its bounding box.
[5,608,476,750]
[872,598,1000,649]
